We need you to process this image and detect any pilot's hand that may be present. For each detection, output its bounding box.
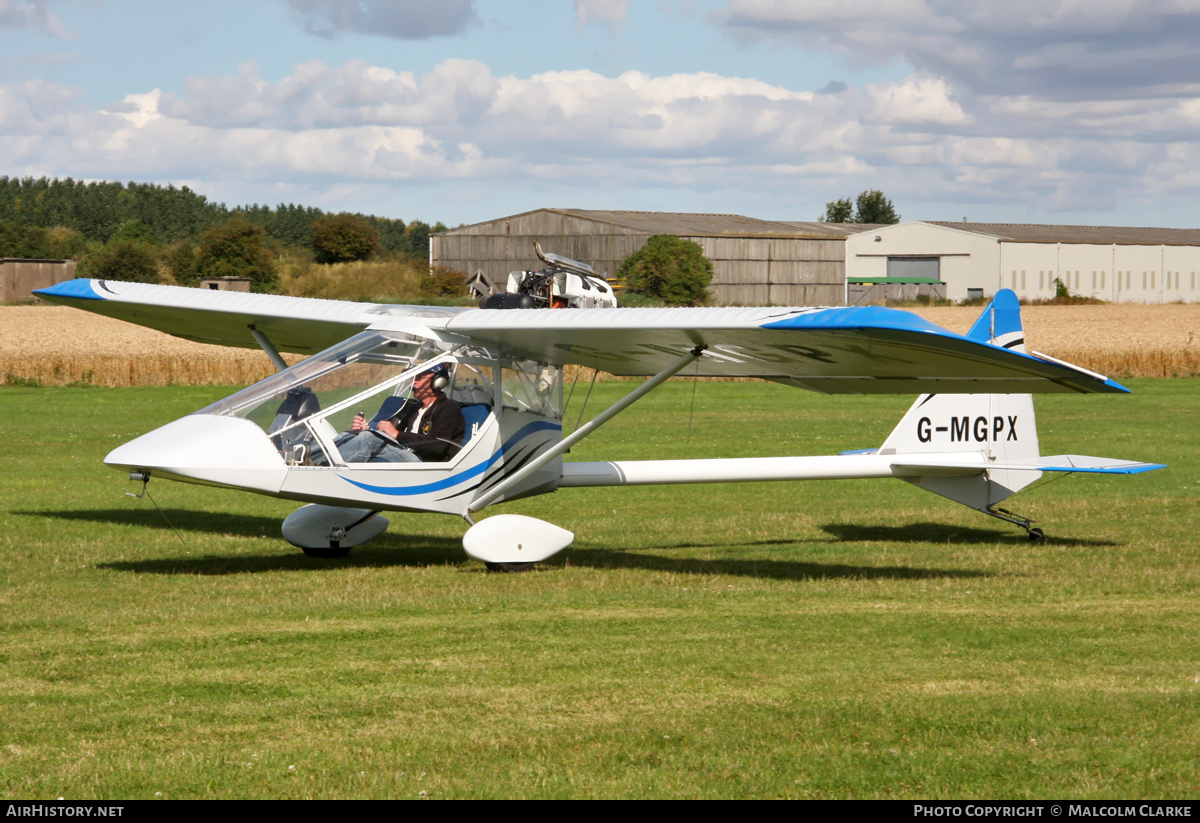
[376,420,400,438]
[351,412,367,432]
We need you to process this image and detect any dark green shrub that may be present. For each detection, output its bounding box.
[311,213,380,264]
[195,218,277,291]
[77,240,160,283]
[618,235,713,306]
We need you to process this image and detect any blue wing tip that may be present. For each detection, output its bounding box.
[32,279,104,301]
[1043,462,1167,474]
[761,305,943,334]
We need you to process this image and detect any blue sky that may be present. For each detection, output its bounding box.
[3,0,1198,229]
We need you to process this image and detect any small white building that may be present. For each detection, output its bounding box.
[846,222,1200,303]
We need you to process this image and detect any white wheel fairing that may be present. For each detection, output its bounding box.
[282,505,389,549]
[462,514,574,564]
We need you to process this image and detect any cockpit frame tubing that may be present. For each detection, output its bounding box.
[278,351,506,468]
[269,352,460,443]
[466,346,705,514]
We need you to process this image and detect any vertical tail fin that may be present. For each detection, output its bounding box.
[880,290,1043,513]
[965,288,1026,352]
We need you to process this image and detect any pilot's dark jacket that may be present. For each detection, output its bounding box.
[388,394,465,461]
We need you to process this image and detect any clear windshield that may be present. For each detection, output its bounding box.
[194,330,435,431]
[501,359,563,418]
[195,330,563,466]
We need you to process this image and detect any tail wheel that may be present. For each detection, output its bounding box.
[1027,528,1045,542]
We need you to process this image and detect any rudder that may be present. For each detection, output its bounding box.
[879,290,1043,514]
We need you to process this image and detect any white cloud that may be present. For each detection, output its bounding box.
[697,0,1200,216]
[716,0,1200,100]
[285,0,477,40]
[576,0,629,31]
[0,0,73,38]
[868,75,967,126]
[3,52,1197,222]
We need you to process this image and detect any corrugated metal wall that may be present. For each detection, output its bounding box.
[1,259,77,303]
[433,211,850,306]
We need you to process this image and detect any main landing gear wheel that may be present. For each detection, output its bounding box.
[1027,528,1045,542]
[283,505,388,558]
[301,542,351,559]
[485,562,536,573]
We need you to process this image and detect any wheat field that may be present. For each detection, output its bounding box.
[2,302,1197,387]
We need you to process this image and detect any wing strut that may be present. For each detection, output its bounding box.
[467,346,706,514]
[249,325,288,372]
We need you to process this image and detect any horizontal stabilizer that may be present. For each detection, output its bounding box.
[893,455,1166,475]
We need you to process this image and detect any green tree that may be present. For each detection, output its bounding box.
[402,220,432,262]
[44,227,90,260]
[195,218,277,291]
[818,190,900,224]
[854,189,900,224]
[0,220,52,257]
[168,241,199,286]
[111,219,157,245]
[311,213,380,264]
[77,240,160,283]
[368,215,407,254]
[819,197,854,223]
[618,235,713,306]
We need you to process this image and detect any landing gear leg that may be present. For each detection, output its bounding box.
[985,505,1044,541]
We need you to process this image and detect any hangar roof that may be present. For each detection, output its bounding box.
[926,222,1200,246]
[442,208,885,239]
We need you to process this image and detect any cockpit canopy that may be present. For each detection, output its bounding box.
[194,329,563,465]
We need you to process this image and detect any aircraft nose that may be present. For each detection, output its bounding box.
[105,415,287,493]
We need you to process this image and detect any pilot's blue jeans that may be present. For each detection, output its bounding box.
[336,431,421,464]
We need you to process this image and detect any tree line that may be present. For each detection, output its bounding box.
[0,176,447,291]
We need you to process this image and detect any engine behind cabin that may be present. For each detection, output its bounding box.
[480,243,618,310]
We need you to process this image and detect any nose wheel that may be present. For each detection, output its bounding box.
[301,542,352,559]
[484,562,537,573]
[283,505,388,557]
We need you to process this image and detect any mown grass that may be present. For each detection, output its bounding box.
[0,380,1195,799]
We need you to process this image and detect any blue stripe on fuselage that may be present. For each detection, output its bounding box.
[337,420,561,496]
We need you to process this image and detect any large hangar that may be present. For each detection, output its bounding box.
[846,222,1200,303]
[432,209,876,305]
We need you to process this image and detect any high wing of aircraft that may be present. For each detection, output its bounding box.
[34,263,1163,571]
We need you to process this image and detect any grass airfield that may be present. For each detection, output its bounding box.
[0,379,1196,799]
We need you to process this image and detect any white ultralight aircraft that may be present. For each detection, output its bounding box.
[35,249,1164,570]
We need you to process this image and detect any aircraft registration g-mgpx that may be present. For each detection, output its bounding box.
[35,248,1164,570]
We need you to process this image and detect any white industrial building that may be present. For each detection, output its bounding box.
[846,222,1200,303]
